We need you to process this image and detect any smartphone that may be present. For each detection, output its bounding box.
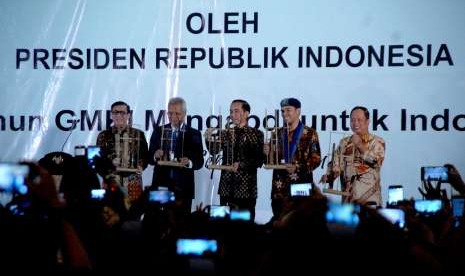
[209,205,230,218]
[0,163,29,194]
[86,145,101,168]
[451,196,465,218]
[91,188,106,200]
[388,185,404,206]
[421,166,448,182]
[414,199,442,214]
[230,209,251,221]
[74,145,86,157]
[176,239,218,256]
[290,183,312,197]
[378,208,406,229]
[149,190,175,204]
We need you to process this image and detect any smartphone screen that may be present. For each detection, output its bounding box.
[388,185,403,205]
[326,202,360,227]
[209,205,230,218]
[74,146,86,157]
[91,188,106,200]
[176,239,218,256]
[230,209,251,221]
[414,199,442,214]
[290,183,312,197]
[86,146,101,168]
[0,163,29,194]
[421,166,448,182]
[149,190,175,204]
[378,208,405,228]
[452,197,465,218]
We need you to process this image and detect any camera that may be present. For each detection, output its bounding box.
[387,185,403,206]
[176,238,218,256]
[421,166,448,182]
[290,183,312,197]
[378,208,406,229]
[209,205,230,219]
[414,199,442,214]
[149,190,175,204]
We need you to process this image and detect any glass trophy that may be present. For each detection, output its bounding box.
[157,126,186,168]
[114,131,143,173]
[206,116,236,172]
[263,109,292,170]
[322,131,351,197]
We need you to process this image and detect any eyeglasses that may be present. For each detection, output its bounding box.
[111,111,128,116]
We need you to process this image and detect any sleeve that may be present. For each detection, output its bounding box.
[327,140,343,180]
[148,127,161,166]
[189,129,205,170]
[239,129,264,171]
[138,131,149,170]
[96,131,104,148]
[362,137,385,168]
[299,128,321,174]
[309,129,321,171]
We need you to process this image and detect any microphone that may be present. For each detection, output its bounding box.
[61,117,80,152]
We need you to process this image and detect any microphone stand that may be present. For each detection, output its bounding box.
[61,119,80,152]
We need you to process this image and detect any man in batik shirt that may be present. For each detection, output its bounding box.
[97,101,149,204]
[264,98,321,219]
[321,106,385,206]
[205,99,264,221]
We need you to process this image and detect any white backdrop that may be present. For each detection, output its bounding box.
[1,0,465,223]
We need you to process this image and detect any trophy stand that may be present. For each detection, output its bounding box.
[321,131,351,197]
[114,132,142,173]
[263,109,292,170]
[157,126,186,168]
[206,119,236,172]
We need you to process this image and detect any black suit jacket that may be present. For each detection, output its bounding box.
[148,123,204,199]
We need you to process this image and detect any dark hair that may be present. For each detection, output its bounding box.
[350,106,369,120]
[111,101,130,113]
[232,99,251,113]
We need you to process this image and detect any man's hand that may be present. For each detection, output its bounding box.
[233,162,240,172]
[180,157,191,167]
[352,134,367,154]
[154,149,164,160]
[263,144,270,156]
[320,174,329,183]
[286,164,296,174]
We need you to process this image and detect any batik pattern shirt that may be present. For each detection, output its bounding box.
[206,126,264,199]
[329,133,385,205]
[97,126,148,202]
[270,125,321,199]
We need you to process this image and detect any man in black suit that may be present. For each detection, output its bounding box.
[148,97,204,213]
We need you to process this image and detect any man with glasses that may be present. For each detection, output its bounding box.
[148,97,204,214]
[96,101,149,204]
[320,106,385,206]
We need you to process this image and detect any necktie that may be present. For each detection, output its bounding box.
[172,129,178,154]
